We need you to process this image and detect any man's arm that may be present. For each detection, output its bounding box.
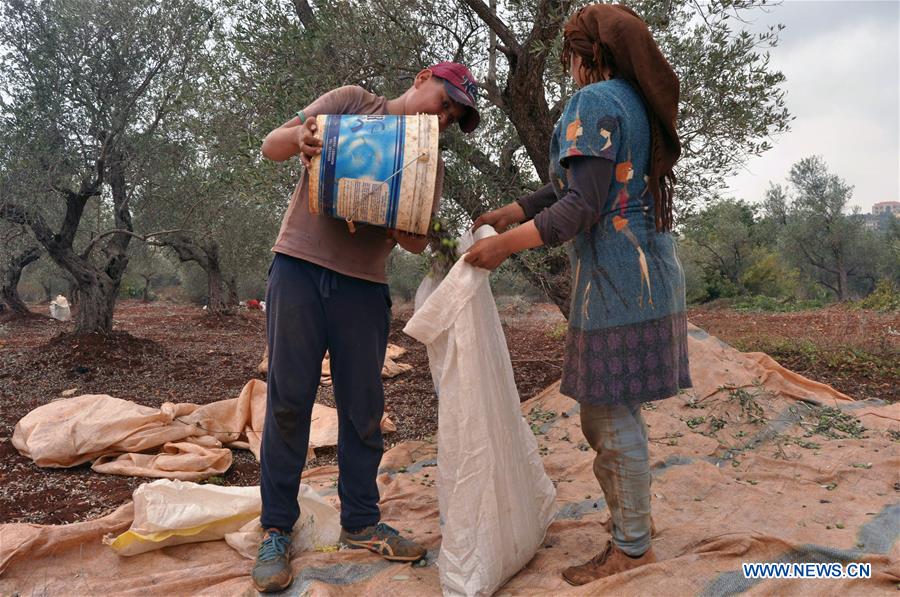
[390,230,429,253]
[261,117,319,164]
[261,86,364,164]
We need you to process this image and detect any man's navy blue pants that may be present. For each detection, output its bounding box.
[260,253,390,532]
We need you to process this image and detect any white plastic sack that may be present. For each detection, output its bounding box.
[225,484,341,559]
[49,294,70,321]
[404,226,557,597]
[105,479,340,558]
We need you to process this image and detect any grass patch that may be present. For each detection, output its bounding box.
[730,295,827,313]
[546,322,568,341]
[732,337,899,392]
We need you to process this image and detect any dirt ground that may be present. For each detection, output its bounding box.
[0,300,565,525]
[1,299,896,525]
[688,303,899,403]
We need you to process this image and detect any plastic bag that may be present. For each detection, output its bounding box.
[49,295,70,321]
[225,485,341,559]
[404,226,557,597]
[105,479,340,557]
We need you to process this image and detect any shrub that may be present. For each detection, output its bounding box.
[855,279,900,312]
[739,250,800,298]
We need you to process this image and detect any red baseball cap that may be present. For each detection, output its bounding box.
[428,62,481,134]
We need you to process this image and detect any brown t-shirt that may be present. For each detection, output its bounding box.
[272,85,444,284]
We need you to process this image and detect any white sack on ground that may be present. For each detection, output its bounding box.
[49,295,70,321]
[225,484,341,559]
[404,226,558,597]
[105,479,340,558]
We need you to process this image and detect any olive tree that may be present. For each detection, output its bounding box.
[0,0,213,332]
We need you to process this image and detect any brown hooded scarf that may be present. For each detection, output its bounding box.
[562,4,681,231]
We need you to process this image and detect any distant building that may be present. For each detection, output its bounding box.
[872,201,900,216]
[860,202,899,231]
[860,213,881,230]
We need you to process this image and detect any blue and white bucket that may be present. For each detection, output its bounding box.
[308,114,439,235]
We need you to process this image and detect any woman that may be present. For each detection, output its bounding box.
[465,3,692,585]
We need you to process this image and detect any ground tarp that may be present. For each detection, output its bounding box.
[257,343,413,386]
[11,379,396,479]
[2,325,898,595]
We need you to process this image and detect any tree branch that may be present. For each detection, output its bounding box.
[80,228,181,259]
[0,202,56,249]
[460,0,522,54]
[293,0,318,29]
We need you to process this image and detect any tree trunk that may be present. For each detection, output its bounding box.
[0,143,134,334]
[510,251,572,316]
[73,274,119,332]
[67,279,78,305]
[1,246,41,315]
[141,275,152,302]
[456,0,575,315]
[207,259,226,311]
[225,275,240,307]
[71,146,132,333]
[838,268,850,301]
[159,233,233,312]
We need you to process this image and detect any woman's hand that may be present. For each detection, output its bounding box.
[464,235,512,270]
[297,118,322,168]
[472,202,526,234]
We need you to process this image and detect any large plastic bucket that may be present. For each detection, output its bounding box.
[308,114,439,235]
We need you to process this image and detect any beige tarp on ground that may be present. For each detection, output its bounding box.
[2,325,898,595]
[11,379,395,479]
[257,344,413,386]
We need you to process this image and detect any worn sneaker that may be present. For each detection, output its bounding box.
[251,528,293,593]
[562,539,657,586]
[340,522,426,562]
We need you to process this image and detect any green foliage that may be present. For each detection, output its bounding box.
[854,279,900,312]
[680,198,770,302]
[214,0,793,315]
[726,386,767,426]
[528,407,557,435]
[547,321,568,341]
[739,250,800,298]
[804,406,867,440]
[387,250,428,302]
[1,0,796,318]
[685,416,705,429]
[730,295,826,313]
[685,156,893,308]
[490,261,543,299]
[771,156,873,301]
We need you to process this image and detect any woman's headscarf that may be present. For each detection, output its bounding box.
[563,4,681,232]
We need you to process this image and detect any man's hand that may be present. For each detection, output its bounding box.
[472,202,526,234]
[297,118,322,168]
[464,235,512,270]
[389,229,429,254]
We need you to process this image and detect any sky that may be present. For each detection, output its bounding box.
[725,0,900,213]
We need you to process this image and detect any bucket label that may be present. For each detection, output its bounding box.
[317,115,405,228]
[337,178,390,224]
